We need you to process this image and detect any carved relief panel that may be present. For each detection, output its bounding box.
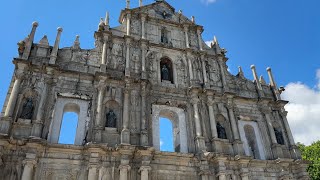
[110,42,125,71]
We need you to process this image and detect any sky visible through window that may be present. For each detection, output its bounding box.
[58,112,78,145]
[160,117,174,152]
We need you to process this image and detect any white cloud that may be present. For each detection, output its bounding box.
[281,69,320,145]
[160,139,164,147]
[205,40,213,47]
[201,0,217,5]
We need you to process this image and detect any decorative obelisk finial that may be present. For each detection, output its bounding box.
[22,21,39,60]
[126,0,130,9]
[139,0,143,7]
[49,27,63,64]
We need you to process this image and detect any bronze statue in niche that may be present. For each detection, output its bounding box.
[217,122,227,139]
[160,58,173,83]
[20,97,34,119]
[106,110,117,128]
[274,128,285,145]
[161,28,168,44]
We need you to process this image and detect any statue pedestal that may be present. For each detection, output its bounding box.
[0,117,12,136]
[272,144,284,159]
[30,120,43,139]
[100,64,107,73]
[290,145,302,159]
[140,130,148,146]
[232,140,245,156]
[195,136,206,152]
[141,71,147,80]
[121,128,130,145]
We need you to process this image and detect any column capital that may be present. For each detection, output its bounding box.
[199,170,211,176]
[23,159,37,167]
[119,164,131,171]
[140,13,147,20]
[191,97,200,105]
[139,166,151,173]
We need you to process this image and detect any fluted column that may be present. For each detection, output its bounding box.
[141,42,147,79]
[88,165,98,180]
[227,97,240,140]
[186,53,194,82]
[22,22,39,60]
[35,82,47,121]
[4,74,23,117]
[197,27,203,51]
[139,166,151,180]
[217,58,228,91]
[280,111,295,145]
[262,109,277,144]
[191,98,202,137]
[125,37,131,77]
[184,25,190,48]
[207,92,218,139]
[201,54,208,84]
[217,172,227,180]
[121,87,130,144]
[21,156,37,180]
[141,15,146,39]
[96,85,105,128]
[126,13,131,36]
[240,173,249,180]
[101,37,108,65]
[140,82,148,146]
[98,166,107,180]
[49,27,63,64]
[119,165,131,180]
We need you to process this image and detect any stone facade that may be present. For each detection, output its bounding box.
[0,1,310,179]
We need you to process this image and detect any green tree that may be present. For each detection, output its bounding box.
[298,141,320,180]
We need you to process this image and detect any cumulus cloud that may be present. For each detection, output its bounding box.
[201,0,217,5]
[281,69,320,145]
[205,40,213,47]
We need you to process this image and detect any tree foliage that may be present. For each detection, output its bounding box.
[298,141,320,180]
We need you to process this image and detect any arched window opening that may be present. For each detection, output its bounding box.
[274,128,285,145]
[58,112,79,145]
[160,117,175,152]
[160,58,174,84]
[244,125,260,159]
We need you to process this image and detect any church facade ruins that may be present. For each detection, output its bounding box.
[0,0,310,179]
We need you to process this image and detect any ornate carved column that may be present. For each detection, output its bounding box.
[207,91,218,139]
[22,22,39,60]
[262,109,277,145]
[93,80,106,142]
[197,27,203,51]
[49,27,63,64]
[140,81,148,146]
[119,165,131,180]
[201,53,208,84]
[139,166,151,180]
[4,71,24,118]
[98,166,107,180]
[21,154,37,180]
[121,83,131,144]
[183,25,190,48]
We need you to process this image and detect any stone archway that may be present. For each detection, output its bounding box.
[152,105,188,153]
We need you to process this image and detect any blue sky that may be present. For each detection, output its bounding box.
[0,0,320,146]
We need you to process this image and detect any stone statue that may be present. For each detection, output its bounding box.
[20,97,34,119]
[161,28,168,44]
[17,40,26,56]
[106,110,117,128]
[217,123,227,139]
[161,65,170,81]
[274,128,285,145]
